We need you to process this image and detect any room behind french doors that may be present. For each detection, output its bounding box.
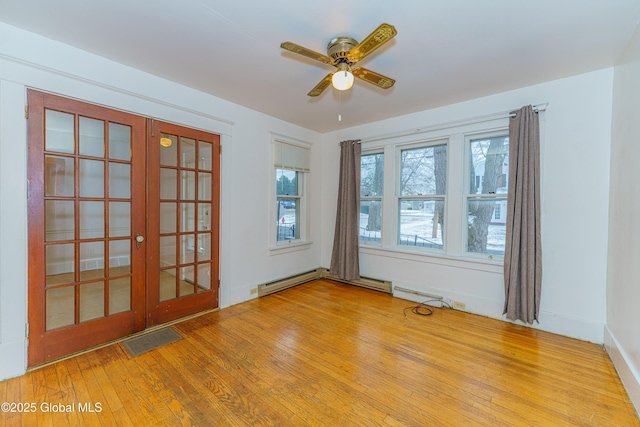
[27,90,220,366]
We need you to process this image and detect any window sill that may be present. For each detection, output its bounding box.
[269,240,313,255]
[359,245,503,273]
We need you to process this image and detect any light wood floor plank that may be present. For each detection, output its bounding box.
[2,279,638,426]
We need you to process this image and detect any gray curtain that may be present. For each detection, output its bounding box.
[330,140,361,280]
[503,105,542,324]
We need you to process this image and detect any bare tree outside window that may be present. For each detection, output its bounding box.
[398,143,447,249]
[467,136,509,255]
[360,153,383,242]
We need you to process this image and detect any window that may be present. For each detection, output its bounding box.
[360,152,384,243]
[398,142,447,250]
[276,168,300,241]
[466,134,509,256]
[272,139,310,245]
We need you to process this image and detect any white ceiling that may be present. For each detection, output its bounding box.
[1,0,639,133]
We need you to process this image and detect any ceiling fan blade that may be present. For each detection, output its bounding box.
[307,73,333,97]
[352,67,395,89]
[348,23,397,63]
[281,42,335,66]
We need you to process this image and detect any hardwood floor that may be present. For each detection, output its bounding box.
[2,279,638,426]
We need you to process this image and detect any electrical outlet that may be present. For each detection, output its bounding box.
[453,301,466,311]
[250,287,258,295]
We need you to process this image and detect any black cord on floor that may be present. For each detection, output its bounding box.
[403,299,453,318]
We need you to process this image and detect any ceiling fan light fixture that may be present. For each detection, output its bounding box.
[332,63,354,91]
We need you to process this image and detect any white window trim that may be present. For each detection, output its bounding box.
[268,134,312,253]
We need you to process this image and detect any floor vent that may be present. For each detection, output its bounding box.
[258,267,392,296]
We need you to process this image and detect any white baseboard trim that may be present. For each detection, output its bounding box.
[604,326,640,416]
[392,282,605,344]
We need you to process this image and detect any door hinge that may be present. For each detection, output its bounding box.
[151,119,155,136]
[25,323,29,338]
[218,279,221,286]
[25,104,29,119]
[219,144,222,155]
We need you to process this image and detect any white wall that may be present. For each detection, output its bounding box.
[0,22,321,380]
[321,69,614,343]
[606,24,640,413]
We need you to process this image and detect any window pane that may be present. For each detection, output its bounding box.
[360,200,382,243]
[361,153,384,196]
[276,169,298,196]
[79,117,105,157]
[45,110,75,154]
[109,123,131,161]
[398,199,444,249]
[469,136,509,194]
[160,134,178,166]
[79,159,104,198]
[276,198,299,241]
[198,141,212,171]
[109,162,131,199]
[45,156,74,197]
[400,144,447,196]
[467,197,507,256]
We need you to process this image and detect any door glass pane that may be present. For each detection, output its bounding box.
[181,234,195,264]
[198,203,211,231]
[79,201,104,239]
[46,244,74,286]
[109,277,130,315]
[45,110,74,154]
[79,159,105,198]
[181,203,195,232]
[160,236,176,267]
[109,162,131,199]
[159,269,176,301]
[197,263,211,290]
[80,241,105,280]
[45,156,74,197]
[80,281,104,322]
[45,200,75,242]
[160,202,177,233]
[198,172,212,201]
[46,286,75,330]
[160,168,177,199]
[160,134,178,166]
[109,202,130,237]
[109,123,131,161]
[180,266,195,296]
[180,138,196,167]
[79,117,105,157]
[109,240,131,276]
[182,171,196,199]
[199,141,212,171]
[197,234,211,261]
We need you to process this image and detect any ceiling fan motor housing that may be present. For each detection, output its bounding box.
[327,37,358,63]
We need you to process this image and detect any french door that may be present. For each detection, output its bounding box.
[27,91,219,366]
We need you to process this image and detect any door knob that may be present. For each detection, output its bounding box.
[136,234,144,249]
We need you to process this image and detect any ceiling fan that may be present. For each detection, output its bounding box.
[280,23,397,97]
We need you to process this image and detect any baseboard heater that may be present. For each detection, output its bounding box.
[257,267,392,297]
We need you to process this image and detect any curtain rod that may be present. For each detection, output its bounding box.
[354,103,547,145]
